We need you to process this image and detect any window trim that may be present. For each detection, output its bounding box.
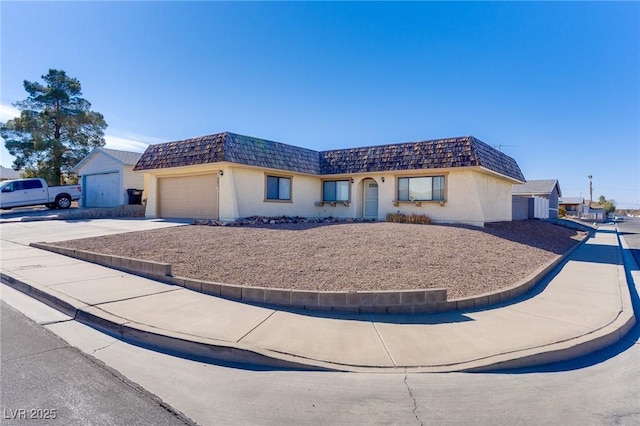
[395,174,447,204]
[321,179,351,203]
[264,173,293,203]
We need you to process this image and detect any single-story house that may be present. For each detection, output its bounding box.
[558,196,585,217]
[558,197,608,222]
[582,203,607,222]
[512,179,562,219]
[133,132,526,226]
[0,166,22,181]
[72,147,144,207]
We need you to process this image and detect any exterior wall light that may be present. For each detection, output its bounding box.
[219,170,224,176]
[381,177,385,183]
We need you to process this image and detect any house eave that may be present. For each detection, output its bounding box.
[476,166,526,184]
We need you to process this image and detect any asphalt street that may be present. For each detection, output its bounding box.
[617,217,640,264]
[0,301,193,426]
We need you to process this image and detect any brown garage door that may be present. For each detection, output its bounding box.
[158,174,218,219]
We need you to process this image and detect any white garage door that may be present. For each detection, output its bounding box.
[159,174,218,219]
[85,172,120,207]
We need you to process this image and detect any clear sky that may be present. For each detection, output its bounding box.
[1,1,638,208]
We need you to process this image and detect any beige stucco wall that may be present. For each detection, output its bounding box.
[223,166,320,220]
[381,170,474,224]
[366,168,513,226]
[141,163,515,225]
[472,169,513,223]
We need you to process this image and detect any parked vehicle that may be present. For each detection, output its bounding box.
[0,178,81,210]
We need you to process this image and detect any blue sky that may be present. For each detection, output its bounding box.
[2,2,638,208]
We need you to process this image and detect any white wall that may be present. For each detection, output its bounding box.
[76,152,124,206]
[123,167,145,202]
[77,153,146,206]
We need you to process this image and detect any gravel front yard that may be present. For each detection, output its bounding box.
[51,220,587,299]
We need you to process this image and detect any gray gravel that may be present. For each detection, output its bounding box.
[51,220,586,299]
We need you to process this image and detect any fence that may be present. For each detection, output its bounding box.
[532,196,550,219]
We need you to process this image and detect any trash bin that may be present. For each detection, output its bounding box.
[127,189,143,205]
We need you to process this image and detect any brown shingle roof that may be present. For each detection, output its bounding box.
[134,132,525,182]
[133,132,320,174]
[132,133,227,171]
[319,136,525,181]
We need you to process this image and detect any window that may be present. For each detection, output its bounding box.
[23,180,43,190]
[323,180,350,202]
[397,176,445,201]
[2,181,26,192]
[266,175,291,201]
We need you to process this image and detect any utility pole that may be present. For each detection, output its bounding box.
[587,175,593,205]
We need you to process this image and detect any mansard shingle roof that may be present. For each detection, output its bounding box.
[320,136,525,181]
[133,132,320,174]
[134,132,525,182]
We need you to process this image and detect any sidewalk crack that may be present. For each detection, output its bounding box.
[236,310,278,343]
[92,340,117,355]
[89,288,181,307]
[41,318,73,326]
[404,373,423,426]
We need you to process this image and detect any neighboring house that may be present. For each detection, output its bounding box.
[558,197,608,222]
[558,196,585,217]
[133,132,525,226]
[0,166,22,181]
[582,203,607,222]
[512,179,562,219]
[72,148,144,207]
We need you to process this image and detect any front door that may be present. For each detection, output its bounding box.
[363,179,379,219]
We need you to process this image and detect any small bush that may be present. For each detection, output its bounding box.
[386,212,432,224]
[558,206,566,218]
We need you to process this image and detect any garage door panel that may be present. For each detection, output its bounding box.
[159,174,218,219]
[86,173,120,207]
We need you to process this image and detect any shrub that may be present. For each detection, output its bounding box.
[558,206,567,218]
[386,211,432,224]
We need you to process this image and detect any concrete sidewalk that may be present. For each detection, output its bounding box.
[0,223,636,372]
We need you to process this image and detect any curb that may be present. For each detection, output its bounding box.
[0,271,325,371]
[1,227,635,372]
[466,227,636,371]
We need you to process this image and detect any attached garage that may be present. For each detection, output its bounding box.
[72,148,144,208]
[158,174,219,219]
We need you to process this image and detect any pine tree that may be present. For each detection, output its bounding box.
[0,69,107,184]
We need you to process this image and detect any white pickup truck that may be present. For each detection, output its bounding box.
[0,178,81,210]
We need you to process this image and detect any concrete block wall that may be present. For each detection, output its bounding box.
[30,229,590,314]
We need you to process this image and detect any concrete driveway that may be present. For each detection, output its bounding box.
[0,202,81,222]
